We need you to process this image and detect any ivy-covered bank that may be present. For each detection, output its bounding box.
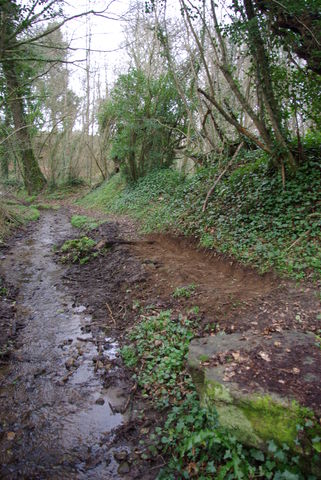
[78,152,321,281]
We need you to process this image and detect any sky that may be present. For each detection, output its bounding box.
[62,0,134,97]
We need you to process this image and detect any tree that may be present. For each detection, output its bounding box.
[99,68,187,182]
[0,0,113,193]
[146,0,321,177]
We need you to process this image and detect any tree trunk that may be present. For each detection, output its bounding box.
[2,61,46,194]
[128,129,138,182]
[243,0,296,171]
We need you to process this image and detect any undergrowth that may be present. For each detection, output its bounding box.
[121,308,314,479]
[70,214,101,231]
[59,236,97,264]
[78,155,321,281]
[0,198,40,242]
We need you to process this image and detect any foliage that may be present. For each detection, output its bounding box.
[78,153,321,280]
[98,69,187,182]
[13,205,40,222]
[70,215,100,232]
[123,309,195,408]
[121,307,312,479]
[59,236,97,264]
[77,174,126,209]
[173,284,196,299]
[0,277,8,296]
[0,195,41,242]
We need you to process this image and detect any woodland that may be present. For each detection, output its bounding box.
[0,0,321,479]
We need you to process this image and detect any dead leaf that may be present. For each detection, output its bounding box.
[292,367,300,374]
[7,432,15,441]
[258,351,271,362]
[223,371,235,381]
[274,341,281,347]
[95,240,106,250]
[231,351,241,361]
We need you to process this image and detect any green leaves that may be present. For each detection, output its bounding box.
[98,69,186,182]
[59,236,97,264]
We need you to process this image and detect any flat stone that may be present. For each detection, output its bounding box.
[188,331,321,475]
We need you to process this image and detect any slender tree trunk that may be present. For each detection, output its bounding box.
[0,152,9,179]
[243,0,296,170]
[2,61,46,194]
[128,130,138,181]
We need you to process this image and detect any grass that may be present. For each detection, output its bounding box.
[77,174,126,209]
[12,204,40,221]
[0,198,40,243]
[173,284,196,299]
[70,214,101,231]
[78,154,321,281]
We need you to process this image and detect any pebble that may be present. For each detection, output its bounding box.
[114,450,128,462]
[117,461,130,474]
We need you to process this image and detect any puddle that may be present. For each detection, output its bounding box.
[103,337,119,360]
[0,211,125,479]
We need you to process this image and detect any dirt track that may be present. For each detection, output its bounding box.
[0,209,320,479]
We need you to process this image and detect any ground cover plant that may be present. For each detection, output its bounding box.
[78,150,321,281]
[70,214,101,232]
[0,196,40,243]
[59,236,97,264]
[121,307,316,479]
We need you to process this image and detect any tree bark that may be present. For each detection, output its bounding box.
[2,61,46,194]
[243,0,296,170]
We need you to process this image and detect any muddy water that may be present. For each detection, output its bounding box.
[0,211,124,479]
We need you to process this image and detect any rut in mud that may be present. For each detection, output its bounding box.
[0,211,126,479]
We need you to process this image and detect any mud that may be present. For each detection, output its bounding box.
[0,211,127,479]
[0,209,320,479]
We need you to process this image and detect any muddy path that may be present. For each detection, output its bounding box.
[0,209,320,479]
[0,210,127,479]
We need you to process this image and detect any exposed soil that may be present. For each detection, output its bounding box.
[0,275,17,362]
[0,209,320,478]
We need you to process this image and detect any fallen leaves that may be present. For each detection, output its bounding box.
[7,432,15,441]
[258,351,271,362]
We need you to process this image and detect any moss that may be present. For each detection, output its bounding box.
[199,354,210,362]
[240,396,307,447]
[202,379,321,455]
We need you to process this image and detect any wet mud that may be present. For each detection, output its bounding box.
[0,211,126,479]
[0,209,320,479]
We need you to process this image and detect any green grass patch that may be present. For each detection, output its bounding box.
[173,284,196,299]
[78,156,321,281]
[33,203,60,211]
[12,204,40,221]
[0,199,41,243]
[70,214,101,231]
[77,174,126,209]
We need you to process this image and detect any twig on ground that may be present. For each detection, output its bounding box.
[286,229,311,251]
[106,303,116,325]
